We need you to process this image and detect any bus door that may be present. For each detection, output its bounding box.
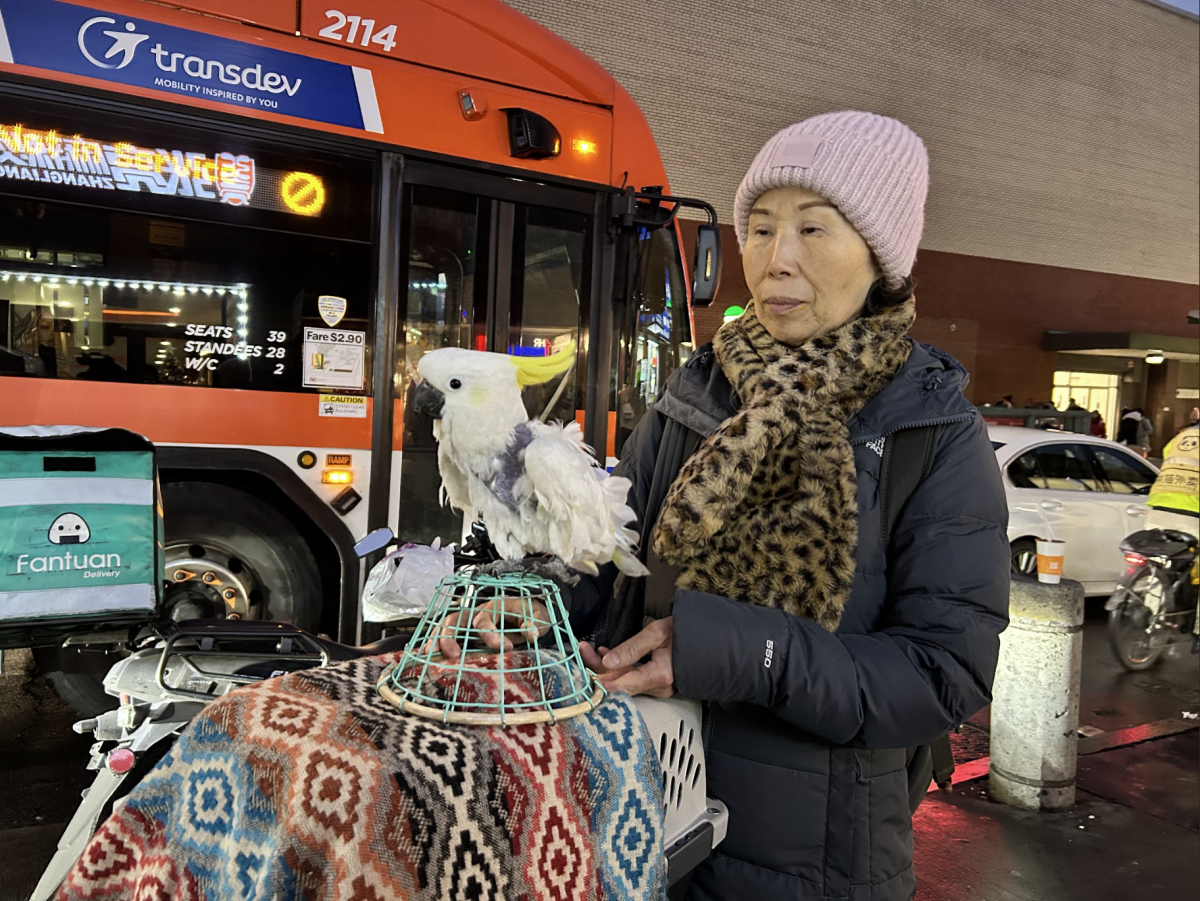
[391,164,597,547]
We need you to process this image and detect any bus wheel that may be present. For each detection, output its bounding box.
[36,481,323,715]
[161,481,322,629]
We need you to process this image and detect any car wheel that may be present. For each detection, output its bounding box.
[1010,538,1038,577]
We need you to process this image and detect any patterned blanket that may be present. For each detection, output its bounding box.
[58,651,666,900]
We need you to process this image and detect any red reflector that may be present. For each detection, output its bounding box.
[106,748,136,774]
[1124,552,1147,567]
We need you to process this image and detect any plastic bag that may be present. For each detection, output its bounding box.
[361,539,455,622]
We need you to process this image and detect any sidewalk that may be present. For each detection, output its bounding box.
[914,610,1198,900]
[915,729,1198,900]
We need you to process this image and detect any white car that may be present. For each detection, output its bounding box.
[988,425,1159,596]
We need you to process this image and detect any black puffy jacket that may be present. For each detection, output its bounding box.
[569,340,1010,900]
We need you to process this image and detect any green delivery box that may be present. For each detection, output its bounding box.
[0,427,163,647]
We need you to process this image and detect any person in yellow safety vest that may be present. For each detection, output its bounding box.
[1146,425,1199,537]
[1145,425,1199,636]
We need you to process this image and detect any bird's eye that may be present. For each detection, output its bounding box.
[449,378,462,390]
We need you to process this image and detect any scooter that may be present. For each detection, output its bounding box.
[1105,527,1199,672]
[30,527,411,901]
[31,526,726,899]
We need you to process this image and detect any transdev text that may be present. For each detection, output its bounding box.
[149,45,302,96]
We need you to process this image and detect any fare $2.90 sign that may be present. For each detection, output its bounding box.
[302,327,365,390]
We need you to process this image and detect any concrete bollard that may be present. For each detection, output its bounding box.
[988,577,1085,810]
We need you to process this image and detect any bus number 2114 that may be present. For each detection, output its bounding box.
[318,10,399,53]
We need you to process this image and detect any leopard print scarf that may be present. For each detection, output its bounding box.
[651,298,916,630]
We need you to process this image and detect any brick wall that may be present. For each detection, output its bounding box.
[509,0,1199,286]
[679,221,1200,407]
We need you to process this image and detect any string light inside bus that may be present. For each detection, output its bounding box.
[0,270,248,297]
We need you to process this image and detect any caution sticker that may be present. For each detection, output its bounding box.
[318,394,367,418]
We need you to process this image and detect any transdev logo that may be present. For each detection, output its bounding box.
[0,0,382,132]
[77,14,302,95]
[77,17,148,70]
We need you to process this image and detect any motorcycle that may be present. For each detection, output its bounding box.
[31,616,416,900]
[30,526,414,901]
[31,524,727,899]
[1105,528,1199,672]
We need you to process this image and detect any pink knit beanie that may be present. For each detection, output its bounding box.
[734,111,929,287]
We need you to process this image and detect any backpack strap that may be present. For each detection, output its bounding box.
[880,424,943,550]
[883,424,955,807]
[591,416,701,647]
[929,733,957,789]
[641,420,702,621]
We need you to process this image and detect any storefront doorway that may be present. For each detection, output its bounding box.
[1053,371,1119,438]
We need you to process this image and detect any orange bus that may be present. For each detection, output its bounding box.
[0,0,718,704]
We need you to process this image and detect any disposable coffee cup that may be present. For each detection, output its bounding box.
[1036,539,1065,584]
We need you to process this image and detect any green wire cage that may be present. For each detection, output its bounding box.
[376,571,605,727]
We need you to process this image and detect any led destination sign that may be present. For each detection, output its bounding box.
[0,123,326,216]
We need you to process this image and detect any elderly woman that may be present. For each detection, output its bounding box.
[574,112,1010,900]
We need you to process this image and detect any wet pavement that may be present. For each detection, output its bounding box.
[0,606,1196,900]
[916,735,1198,900]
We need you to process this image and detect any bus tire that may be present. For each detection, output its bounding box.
[37,481,323,716]
[160,481,323,629]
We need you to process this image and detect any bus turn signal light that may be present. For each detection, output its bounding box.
[572,139,598,155]
[322,469,353,485]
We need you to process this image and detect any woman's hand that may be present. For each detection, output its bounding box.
[580,617,674,698]
[429,598,550,663]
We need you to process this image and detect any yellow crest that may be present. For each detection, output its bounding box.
[513,340,578,387]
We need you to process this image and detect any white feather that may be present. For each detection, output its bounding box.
[416,347,649,577]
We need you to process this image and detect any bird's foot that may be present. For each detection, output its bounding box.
[479,556,580,585]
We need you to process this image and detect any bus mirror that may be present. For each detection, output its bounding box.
[692,224,722,306]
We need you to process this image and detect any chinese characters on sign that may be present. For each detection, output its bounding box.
[0,123,324,215]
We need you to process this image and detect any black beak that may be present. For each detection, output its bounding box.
[414,381,446,419]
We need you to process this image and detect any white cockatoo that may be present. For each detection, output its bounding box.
[413,342,649,578]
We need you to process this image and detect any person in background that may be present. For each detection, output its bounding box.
[1118,407,1150,448]
[1146,424,1199,537]
[1144,424,1199,639]
[1138,409,1154,450]
[1188,406,1199,427]
[1090,409,1107,438]
[994,394,1015,408]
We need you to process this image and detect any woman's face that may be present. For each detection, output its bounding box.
[742,186,880,345]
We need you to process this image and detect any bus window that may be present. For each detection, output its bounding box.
[0,199,372,391]
[508,205,590,425]
[397,185,486,546]
[0,97,374,392]
[399,186,487,391]
[613,226,691,456]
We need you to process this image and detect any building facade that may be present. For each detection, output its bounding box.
[510,0,1200,450]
